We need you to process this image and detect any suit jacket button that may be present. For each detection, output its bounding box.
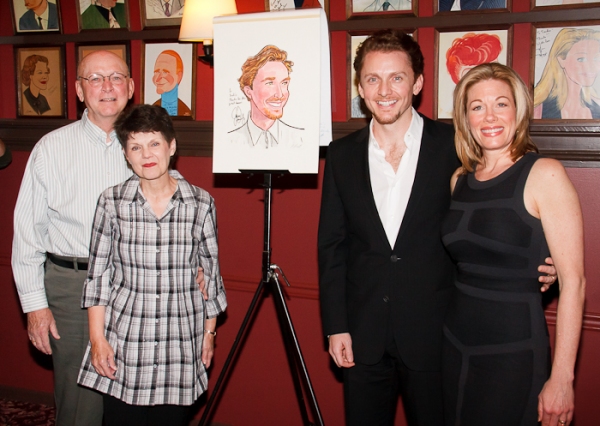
[383,296,389,303]
[390,255,399,262]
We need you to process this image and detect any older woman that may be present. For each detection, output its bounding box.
[77,105,227,426]
[442,63,585,426]
[21,54,51,115]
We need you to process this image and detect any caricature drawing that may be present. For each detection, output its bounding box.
[21,54,51,115]
[18,0,59,31]
[145,0,184,18]
[228,45,303,149]
[79,0,126,29]
[152,50,191,116]
[446,32,503,83]
[534,27,600,119]
[351,0,411,12]
[438,0,506,10]
[437,30,507,118]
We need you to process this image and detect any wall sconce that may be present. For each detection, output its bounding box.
[178,0,238,66]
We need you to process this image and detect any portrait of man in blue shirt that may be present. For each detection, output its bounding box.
[18,0,59,31]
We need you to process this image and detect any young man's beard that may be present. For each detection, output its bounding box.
[260,107,284,121]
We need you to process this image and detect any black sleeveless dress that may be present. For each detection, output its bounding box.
[441,152,551,426]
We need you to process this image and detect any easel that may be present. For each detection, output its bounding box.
[198,172,324,426]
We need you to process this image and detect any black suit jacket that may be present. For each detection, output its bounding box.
[318,115,460,371]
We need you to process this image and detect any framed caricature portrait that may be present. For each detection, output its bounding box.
[141,0,184,28]
[266,0,329,13]
[15,46,65,118]
[142,42,196,119]
[532,22,600,122]
[11,0,61,34]
[348,0,416,18]
[77,0,128,31]
[348,34,371,120]
[436,0,508,12]
[533,0,600,9]
[435,28,511,120]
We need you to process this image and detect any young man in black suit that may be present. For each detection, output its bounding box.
[318,30,556,426]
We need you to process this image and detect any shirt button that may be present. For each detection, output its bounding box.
[154,341,158,346]
[157,272,161,276]
[383,296,389,303]
[155,319,159,323]
[153,364,157,369]
[390,255,399,262]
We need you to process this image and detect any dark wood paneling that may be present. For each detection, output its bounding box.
[3,119,599,164]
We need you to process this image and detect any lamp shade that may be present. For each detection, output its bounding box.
[179,0,238,43]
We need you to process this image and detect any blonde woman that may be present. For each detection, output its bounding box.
[534,27,600,119]
[442,63,585,425]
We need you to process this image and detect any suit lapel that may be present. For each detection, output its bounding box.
[393,119,440,249]
[351,128,393,251]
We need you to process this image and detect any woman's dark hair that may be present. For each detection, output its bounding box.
[114,104,177,149]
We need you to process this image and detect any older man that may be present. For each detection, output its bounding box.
[12,51,134,426]
[152,50,191,116]
[228,45,303,149]
[19,0,59,31]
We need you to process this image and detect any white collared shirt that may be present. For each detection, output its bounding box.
[12,110,133,313]
[368,107,423,247]
[36,5,50,29]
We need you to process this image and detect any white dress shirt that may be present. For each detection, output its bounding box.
[368,108,423,247]
[12,110,133,313]
[36,6,50,29]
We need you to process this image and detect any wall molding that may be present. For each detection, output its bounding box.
[2,119,599,165]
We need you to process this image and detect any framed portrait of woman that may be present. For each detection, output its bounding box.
[532,22,600,122]
[76,0,128,31]
[142,42,196,119]
[15,46,65,118]
[435,28,511,120]
[10,0,61,34]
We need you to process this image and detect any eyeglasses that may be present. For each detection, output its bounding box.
[77,72,128,87]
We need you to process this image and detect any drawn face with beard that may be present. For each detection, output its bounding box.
[243,61,290,125]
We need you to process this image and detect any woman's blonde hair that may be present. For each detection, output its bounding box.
[534,28,600,109]
[453,63,537,172]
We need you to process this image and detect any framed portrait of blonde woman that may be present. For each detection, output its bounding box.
[532,22,600,122]
[15,46,65,118]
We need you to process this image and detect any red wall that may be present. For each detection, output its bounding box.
[1,1,600,425]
